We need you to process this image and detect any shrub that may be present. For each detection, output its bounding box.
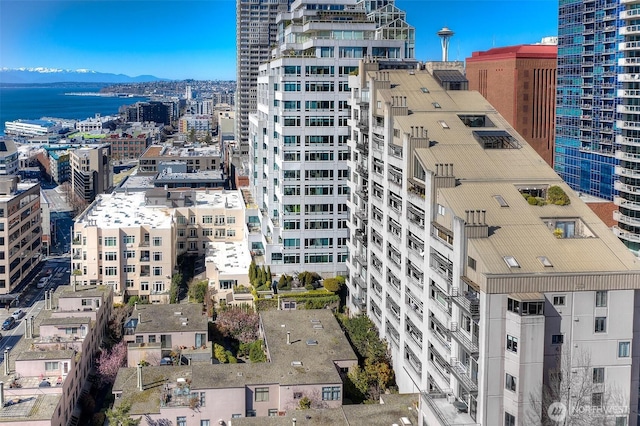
[214,343,228,363]
[548,185,570,206]
[299,396,311,409]
[226,350,237,364]
[249,340,267,363]
[323,277,343,293]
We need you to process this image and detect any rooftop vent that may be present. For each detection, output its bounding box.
[306,339,318,346]
[174,312,182,316]
[291,361,303,367]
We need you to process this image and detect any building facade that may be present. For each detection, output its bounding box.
[555,0,619,199]
[466,43,557,167]
[615,1,640,257]
[70,144,113,203]
[248,0,414,277]
[347,60,640,425]
[72,189,246,304]
[236,0,291,157]
[0,177,42,295]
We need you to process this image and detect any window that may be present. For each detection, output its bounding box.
[135,335,143,343]
[506,335,518,353]
[177,417,186,426]
[592,392,603,408]
[153,252,162,261]
[153,266,163,276]
[593,367,605,384]
[148,335,156,343]
[505,412,516,426]
[594,317,607,333]
[619,341,631,358]
[104,237,117,246]
[201,421,210,426]
[553,296,566,306]
[45,361,59,371]
[322,386,341,401]
[105,252,117,261]
[467,256,476,270]
[152,237,162,247]
[105,267,117,276]
[552,334,564,345]
[268,409,278,417]
[123,235,135,244]
[505,373,517,392]
[293,392,303,399]
[202,215,213,224]
[616,418,628,426]
[596,291,608,307]
[255,387,269,402]
[246,410,256,417]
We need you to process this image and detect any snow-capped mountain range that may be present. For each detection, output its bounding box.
[0,67,166,84]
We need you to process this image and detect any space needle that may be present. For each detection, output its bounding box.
[437,27,454,61]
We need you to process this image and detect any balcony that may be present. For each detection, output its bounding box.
[352,295,367,310]
[355,189,369,202]
[614,226,640,243]
[614,210,640,227]
[614,196,640,211]
[420,392,479,426]
[356,164,369,178]
[352,273,367,290]
[354,208,368,222]
[449,322,479,355]
[449,358,478,393]
[451,285,480,319]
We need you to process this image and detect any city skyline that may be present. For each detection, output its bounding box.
[1,0,558,81]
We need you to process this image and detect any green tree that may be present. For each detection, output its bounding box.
[188,128,197,142]
[249,340,266,363]
[188,279,209,303]
[106,402,140,426]
[547,185,570,206]
[204,133,212,144]
[170,272,183,304]
[249,261,257,283]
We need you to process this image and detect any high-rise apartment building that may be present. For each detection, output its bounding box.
[70,144,113,203]
[616,2,640,256]
[235,0,291,157]
[347,59,640,425]
[0,176,42,295]
[248,0,414,276]
[466,43,557,166]
[555,1,619,199]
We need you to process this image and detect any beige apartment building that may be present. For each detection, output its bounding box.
[346,59,640,426]
[137,144,222,175]
[72,189,246,304]
[0,176,42,295]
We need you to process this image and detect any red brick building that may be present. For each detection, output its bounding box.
[466,44,557,166]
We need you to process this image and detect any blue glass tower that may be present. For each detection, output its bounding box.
[555,0,621,200]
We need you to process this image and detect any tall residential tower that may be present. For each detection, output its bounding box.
[236,0,291,157]
[248,0,414,276]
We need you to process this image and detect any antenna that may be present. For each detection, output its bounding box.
[437,27,455,62]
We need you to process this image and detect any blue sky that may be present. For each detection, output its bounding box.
[0,0,558,81]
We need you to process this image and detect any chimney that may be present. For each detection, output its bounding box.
[137,363,143,391]
[3,349,8,375]
[138,313,141,324]
[25,317,31,339]
[292,419,296,426]
[0,382,4,408]
[287,331,291,345]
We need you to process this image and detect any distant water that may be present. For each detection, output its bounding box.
[0,85,149,135]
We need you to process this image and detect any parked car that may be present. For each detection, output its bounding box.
[11,309,25,319]
[160,357,173,365]
[2,317,15,330]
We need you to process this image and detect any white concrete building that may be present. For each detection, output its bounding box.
[72,189,247,304]
[248,0,414,277]
[346,60,640,425]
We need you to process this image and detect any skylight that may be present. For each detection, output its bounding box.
[537,256,553,267]
[503,256,520,268]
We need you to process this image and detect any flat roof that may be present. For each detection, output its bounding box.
[76,189,244,229]
[205,241,252,276]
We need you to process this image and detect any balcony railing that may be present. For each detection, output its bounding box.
[449,322,479,355]
[451,287,480,318]
[449,357,478,393]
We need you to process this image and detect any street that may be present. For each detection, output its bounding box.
[0,256,71,362]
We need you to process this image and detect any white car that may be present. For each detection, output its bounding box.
[37,277,50,289]
[11,309,25,320]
